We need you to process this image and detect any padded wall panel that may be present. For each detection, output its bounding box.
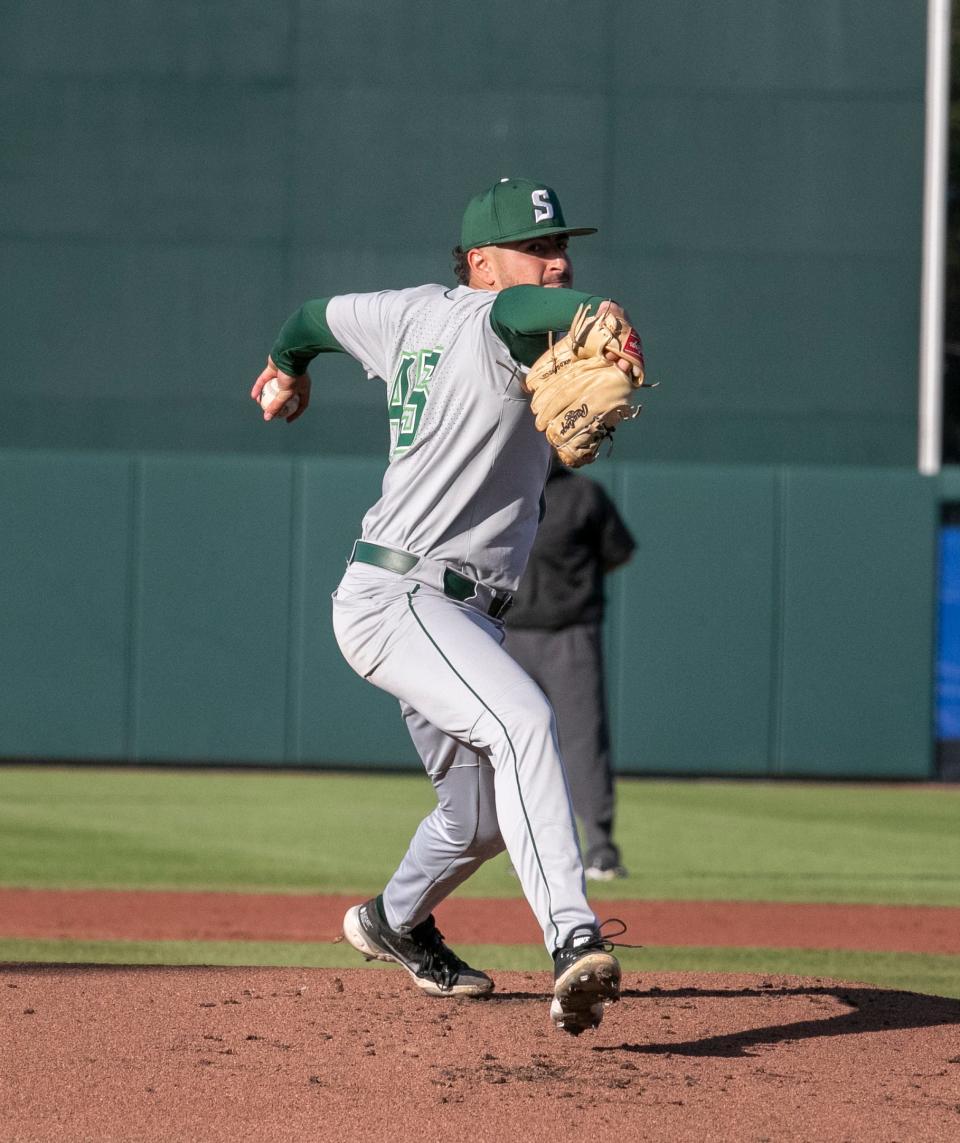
[132,456,295,761]
[777,468,937,776]
[294,457,418,767]
[612,465,779,773]
[0,452,133,757]
[0,450,939,778]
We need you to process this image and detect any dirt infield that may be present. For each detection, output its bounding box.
[2,888,959,954]
[3,967,959,1142]
[2,892,959,1141]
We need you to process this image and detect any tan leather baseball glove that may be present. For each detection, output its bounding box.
[523,304,649,468]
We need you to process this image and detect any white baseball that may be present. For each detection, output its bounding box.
[260,376,300,419]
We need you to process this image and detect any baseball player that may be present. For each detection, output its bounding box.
[250,178,647,1035]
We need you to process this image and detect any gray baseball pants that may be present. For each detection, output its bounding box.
[332,562,598,954]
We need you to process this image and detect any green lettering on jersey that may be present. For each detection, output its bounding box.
[388,348,442,456]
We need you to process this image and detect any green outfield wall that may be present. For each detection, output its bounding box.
[0,3,942,776]
[0,451,937,778]
[0,1,926,467]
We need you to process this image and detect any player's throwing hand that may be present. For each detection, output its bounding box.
[250,357,311,422]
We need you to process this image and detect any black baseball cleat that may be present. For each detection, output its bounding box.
[550,924,622,1035]
[342,896,494,998]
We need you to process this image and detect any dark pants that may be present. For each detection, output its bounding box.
[504,622,620,869]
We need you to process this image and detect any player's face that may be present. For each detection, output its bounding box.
[482,236,573,290]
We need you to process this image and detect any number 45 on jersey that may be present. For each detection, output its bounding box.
[388,348,442,456]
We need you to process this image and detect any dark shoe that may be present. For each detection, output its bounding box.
[550,924,621,1035]
[584,859,628,882]
[343,896,494,998]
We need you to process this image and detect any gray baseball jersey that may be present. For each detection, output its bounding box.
[327,285,549,591]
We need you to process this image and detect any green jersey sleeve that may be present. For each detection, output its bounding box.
[270,297,345,376]
[489,286,607,367]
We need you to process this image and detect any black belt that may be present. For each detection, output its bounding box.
[349,540,513,620]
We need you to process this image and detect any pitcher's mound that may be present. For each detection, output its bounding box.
[3,966,958,1142]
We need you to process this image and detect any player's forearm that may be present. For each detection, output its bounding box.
[270,297,345,376]
[490,286,607,367]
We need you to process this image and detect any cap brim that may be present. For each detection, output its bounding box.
[476,225,598,248]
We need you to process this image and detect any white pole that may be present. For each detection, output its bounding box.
[918,0,952,476]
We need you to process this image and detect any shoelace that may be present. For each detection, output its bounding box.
[412,921,467,988]
[563,917,643,953]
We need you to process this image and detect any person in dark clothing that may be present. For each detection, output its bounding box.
[504,457,636,880]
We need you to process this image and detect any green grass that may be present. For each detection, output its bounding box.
[1,765,958,905]
[1,939,957,1000]
[2,764,957,997]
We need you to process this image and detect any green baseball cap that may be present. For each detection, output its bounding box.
[460,178,597,250]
